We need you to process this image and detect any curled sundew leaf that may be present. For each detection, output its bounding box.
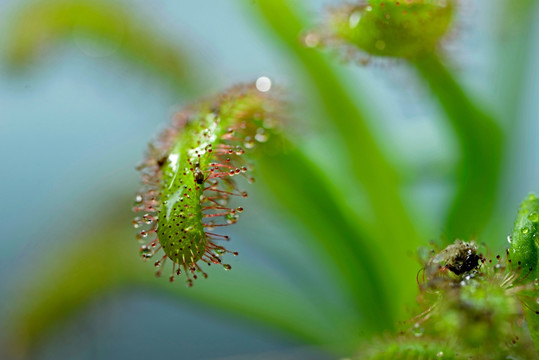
[316,0,454,60]
[133,83,283,286]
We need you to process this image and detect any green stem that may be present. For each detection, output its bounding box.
[413,53,504,242]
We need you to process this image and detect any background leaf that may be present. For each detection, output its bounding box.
[413,54,504,242]
[2,0,539,358]
[5,0,205,96]
[245,0,422,322]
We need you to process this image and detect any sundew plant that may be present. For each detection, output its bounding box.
[2,0,539,359]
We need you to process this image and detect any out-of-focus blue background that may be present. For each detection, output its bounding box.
[1,0,538,359]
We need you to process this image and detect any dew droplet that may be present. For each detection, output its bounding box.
[349,11,361,28]
[507,235,512,244]
[437,352,444,358]
[226,213,240,224]
[412,323,424,337]
[244,136,255,149]
[215,249,225,256]
[223,264,232,271]
[303,32,320,48]
[255,129,268,143]
[529,212,539,222]
[135,194,143,204]
[133,217,142,228]
[143,214,154,224]
[522,228,530,235]
[255,76,272,92]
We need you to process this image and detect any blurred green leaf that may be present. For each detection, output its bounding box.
[245,0,422,323]
[494,0,539,121]
[257,137,394,336]
[6,203,341,358]
[485,0,539,243]
[5,0,205,96]
[413,54,504,243]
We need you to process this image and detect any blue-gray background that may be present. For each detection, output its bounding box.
[1,0,538,359]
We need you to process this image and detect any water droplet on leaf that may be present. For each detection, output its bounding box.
[412,323,424,337]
